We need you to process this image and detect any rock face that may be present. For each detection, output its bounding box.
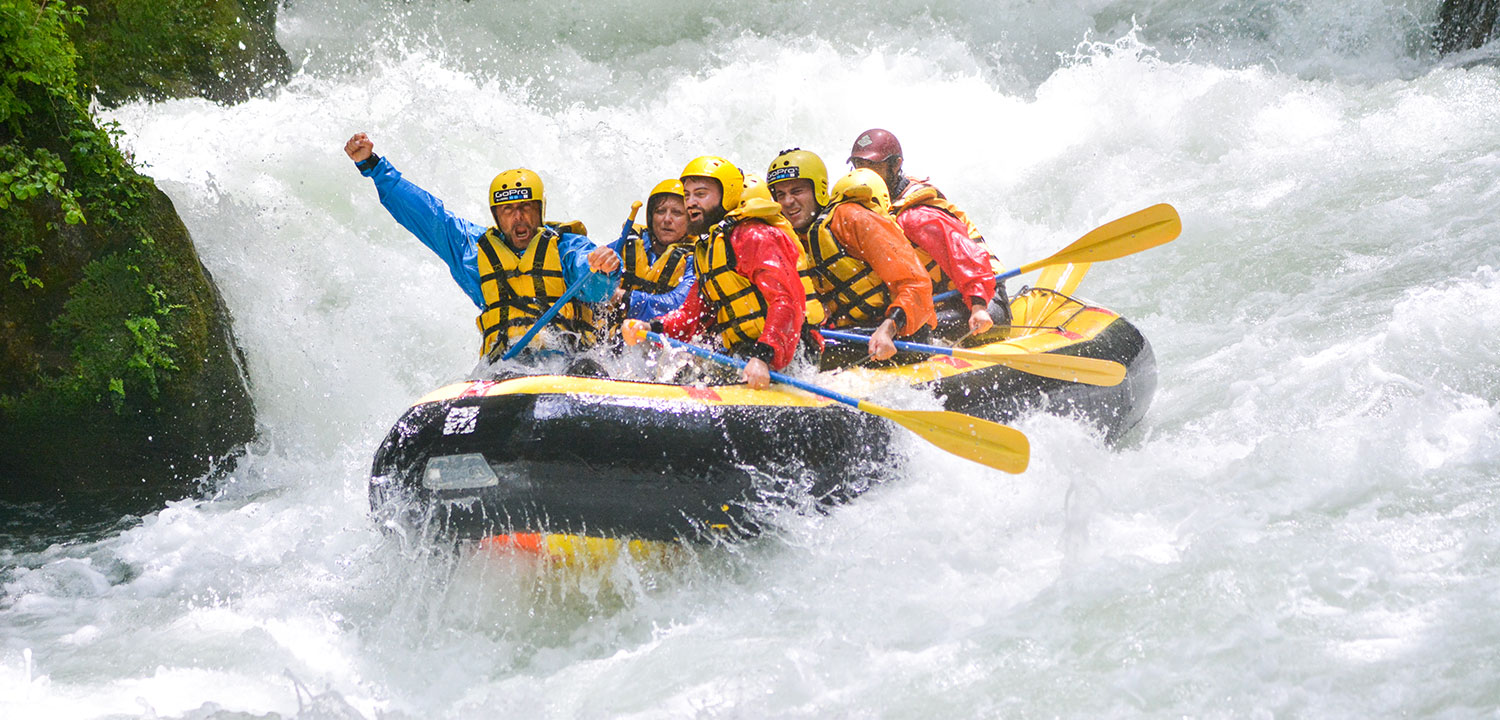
[1436,0,1499,55]
[71,0,289,106]
[1,0,272,507]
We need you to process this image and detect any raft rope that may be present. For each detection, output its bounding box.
[968,285,1095,341]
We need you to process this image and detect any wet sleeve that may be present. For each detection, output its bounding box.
[604,223,639,256]
[558,232,622,303]
[363,157,486,308]
[733,223,806,370]
[656,279,710,340]
[628,256,696,321]
[829,204,936,336]
[898,205,996,308]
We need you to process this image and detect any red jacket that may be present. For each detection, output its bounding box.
[897,204,996,309]
[657,219,806,369]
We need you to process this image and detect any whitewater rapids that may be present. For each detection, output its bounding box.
[4,0,1500,716]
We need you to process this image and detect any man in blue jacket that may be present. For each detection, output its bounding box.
[344,133,620,360]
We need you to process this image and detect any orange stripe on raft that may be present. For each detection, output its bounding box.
[479,533,545,554]
[459,381,498,398]
[683,387,723,401]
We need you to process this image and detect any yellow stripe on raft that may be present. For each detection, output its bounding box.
[478,532,680,567]
[416,374,834,407]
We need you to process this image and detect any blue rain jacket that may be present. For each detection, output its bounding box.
[606,229,698,321]
[360,156,617,309]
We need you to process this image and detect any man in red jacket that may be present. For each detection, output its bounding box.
[847,128,1009,335]
[624,156,806,390]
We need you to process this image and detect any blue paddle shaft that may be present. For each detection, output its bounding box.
[500,272,595,361]
[644,331,864,409]
[504,204,639,361]
[932,268,1019,304]
[818,328,956,358]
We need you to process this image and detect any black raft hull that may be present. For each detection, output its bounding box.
[370,289,1156,543]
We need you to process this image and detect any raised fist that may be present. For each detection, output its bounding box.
[344,133,373,162]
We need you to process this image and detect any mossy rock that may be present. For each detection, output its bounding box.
[1,0,256,509]
[0,177,256,506]
[70,0,289,106]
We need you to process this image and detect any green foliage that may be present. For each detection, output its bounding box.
[1,1,89,291]
[5,238,42,288]
[52,251,184,412]
[0,145,85,218]
[0,0,184,410]
[0,0,85,127]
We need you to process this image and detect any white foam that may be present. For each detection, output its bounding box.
[7,2,1500,716]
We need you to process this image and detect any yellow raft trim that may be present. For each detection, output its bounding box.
[416,374,833,408]
[840,296,1121,385]
[477,532,678,566]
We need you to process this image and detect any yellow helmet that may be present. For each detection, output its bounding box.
[830,168,891,213]
[736,176,788,221]
[489,168,545,215]
[766,148,829,206]
[740,175,772,206]
[680,155,744,212]
[648,178,685,201]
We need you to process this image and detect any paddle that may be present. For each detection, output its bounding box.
[606,200,645,315]
[637,330,1029,474]
[501,203,642,361]
[498,274,597,360]
[933,203,1181,303]
[1036,262,1090,296]
[1017,262,1092,328]
[616,200,644,247]
[819,329,1126,387]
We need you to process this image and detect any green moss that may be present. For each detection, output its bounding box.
[51,249,186,410]
[0,0,255,502]
[69,0,288,106]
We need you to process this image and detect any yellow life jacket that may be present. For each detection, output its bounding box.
[892,179,1005,277]
[620,227,694,295]
[693,217,769,352]
[475,222,597,358]
[806,199,892,328]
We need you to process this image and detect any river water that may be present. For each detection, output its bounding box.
[5,0,1500,717]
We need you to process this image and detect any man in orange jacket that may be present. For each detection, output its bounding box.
[847,128,1008,335]
[624,156,807,389]
[767,148,934,361]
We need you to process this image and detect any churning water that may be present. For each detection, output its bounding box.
[5,0,1500,716]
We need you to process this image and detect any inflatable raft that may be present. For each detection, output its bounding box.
[369,286,1156,547]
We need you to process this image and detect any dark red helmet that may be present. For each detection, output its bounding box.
[848,128,903,164]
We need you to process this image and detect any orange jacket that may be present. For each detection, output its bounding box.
[826,202,936,336]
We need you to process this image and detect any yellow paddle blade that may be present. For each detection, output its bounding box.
[857,402,1030,474]
[948,347,1125,386]
[1018,204,1181,276]
[1025,262,1091,326]
[1037,261,1090,295]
